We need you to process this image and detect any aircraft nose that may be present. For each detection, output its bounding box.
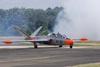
[64,39,74,45]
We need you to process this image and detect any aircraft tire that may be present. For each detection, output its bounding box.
[70,44,73,49]
[34,45,38,48]
[59,45,62,47]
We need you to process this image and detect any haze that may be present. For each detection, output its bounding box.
[0,0,64,9]
[1,0,100,41]
[54,0,100,41]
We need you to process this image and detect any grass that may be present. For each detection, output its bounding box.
[74,41,100,46]
[70,63,100,67]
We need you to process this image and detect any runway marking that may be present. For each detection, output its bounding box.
[0,46,58,49]
[0,46,100,50]
[0,55,60,63]
[62,46,100,49]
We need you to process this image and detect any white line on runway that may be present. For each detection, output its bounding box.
[0,46,100,49]
[0,55,59,63]
[0,45,58,49]
[63,46,100,49]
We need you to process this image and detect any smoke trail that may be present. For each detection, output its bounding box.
[54,0,100,40]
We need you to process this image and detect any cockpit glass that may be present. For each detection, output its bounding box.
[47,33,66,38]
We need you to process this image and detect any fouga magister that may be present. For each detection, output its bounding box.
[3,26,88,49]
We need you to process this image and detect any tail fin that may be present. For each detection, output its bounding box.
[13,26,30,39]
[13,26,42,39]
[30,26,42,37]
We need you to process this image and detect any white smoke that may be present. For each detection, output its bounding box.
[54,0,100,40]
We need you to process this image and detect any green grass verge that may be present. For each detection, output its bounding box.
[74,41,100,46]
[71,63,100,67]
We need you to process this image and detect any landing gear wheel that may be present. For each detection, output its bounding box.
[70,44,73,49]
[33,43,38,48]
[34,45,38,48]
[59,45,62,47]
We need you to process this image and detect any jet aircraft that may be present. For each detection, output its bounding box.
[3,26,88,49]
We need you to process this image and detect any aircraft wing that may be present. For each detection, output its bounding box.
[3,39,49,44]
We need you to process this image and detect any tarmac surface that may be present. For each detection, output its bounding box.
[0,45,100,67]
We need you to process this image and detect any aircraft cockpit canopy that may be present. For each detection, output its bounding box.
[47,33,56,37]
[48,33,66,38]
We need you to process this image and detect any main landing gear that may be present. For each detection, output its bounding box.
[70,44,73,49]
[34,43,38,48]
[58,44,73,49]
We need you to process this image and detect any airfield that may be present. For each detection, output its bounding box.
[0,36,100,67]
[0,44,100,67]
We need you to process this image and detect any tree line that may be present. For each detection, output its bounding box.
[0,7,63,36]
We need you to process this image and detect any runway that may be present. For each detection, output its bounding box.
[0,45,100,67]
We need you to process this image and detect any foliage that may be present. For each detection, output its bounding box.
[0,7,63,35]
